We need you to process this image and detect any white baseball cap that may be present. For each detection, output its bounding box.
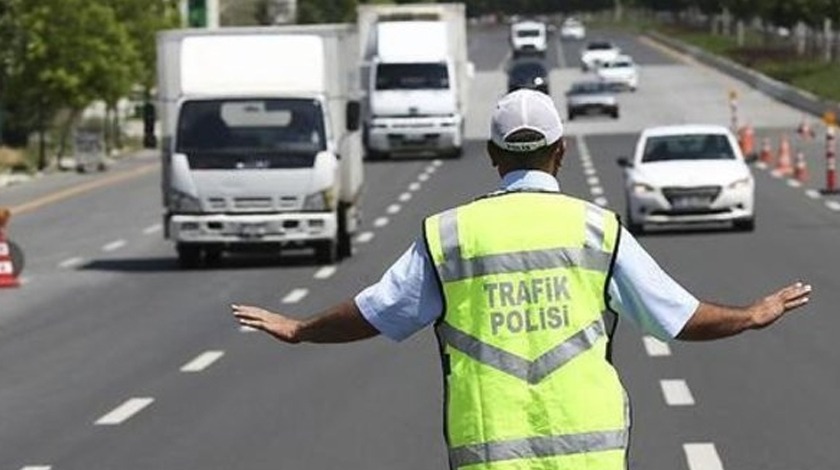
[490,89,564,152]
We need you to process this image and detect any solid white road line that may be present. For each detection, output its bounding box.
[356,231,375,244]
[180,350,225,372]
[314,266,337,279]
[660,379,695,406]
[825,200,840,211]
[408,182,422,191]
[642,336,672,357]
[142,223,162,235]
[102,240,126,252]
[282,288,308,304]
[387,204,402,214]
[59,257,84,269]
[95,397,154,425]
[683,443,724,470]
[21,466,52,470]
[398,192,412,202]
[374,217,389,228]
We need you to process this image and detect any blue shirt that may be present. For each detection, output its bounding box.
[355,170,698,342]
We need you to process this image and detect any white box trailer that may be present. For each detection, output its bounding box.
[357,3,472,159]
[156,25,363,267]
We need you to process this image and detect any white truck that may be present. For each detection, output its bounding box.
[156,25,363,267]
[358,3,472,159]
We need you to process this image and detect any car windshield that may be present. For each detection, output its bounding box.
[642,134,736,163]
[568,82,610,95]
[510,62,546,80]
[587,42,614,50]
[176,98,326,169]
[376,63,449,90]
[606,60,633,68]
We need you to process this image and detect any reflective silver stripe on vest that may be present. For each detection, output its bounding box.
[436,207,611,282]
[437,319,606,384]
[585,204,606,252]
[450,429,628,468]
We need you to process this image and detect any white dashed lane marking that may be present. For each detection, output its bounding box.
[660,379,695,406]
[398,192,412,202]
[281,288,308,304]
[642,336,672,356]
[95,397,154,425]
[408,182,422,192]
[143,223,162,235]
[806,189,821,199]
[314,266,337,279]
[418,173,430,182]
[825,200,840,211]
[387,204,402,214]
[684,443,724,470]
[356,232,375,244]
[102,239,126,252]
[20,466,52,470]
[374,217,389,228]
[180,350,225,372]
[59,257,84,269]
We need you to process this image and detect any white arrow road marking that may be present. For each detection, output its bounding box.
[180,350,225,372]
[95,397,154,425]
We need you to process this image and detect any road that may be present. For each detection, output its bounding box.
[2,25,839,470]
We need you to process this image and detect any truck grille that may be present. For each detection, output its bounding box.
[234,197,273,210]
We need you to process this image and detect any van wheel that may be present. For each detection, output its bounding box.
[314,240,338,265]
[337,206,353,259]
[177,244,202,269]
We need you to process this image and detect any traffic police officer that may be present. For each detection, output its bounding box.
[232,89,812,469]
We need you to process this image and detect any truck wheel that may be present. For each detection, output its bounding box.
[611,109,620,119]
[177,243,202,269]
[204,247,223,265]
[314,240,338,265]
[337,205,353,259]
[446,147,463,159]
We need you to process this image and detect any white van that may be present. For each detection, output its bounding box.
[511,20,547,57]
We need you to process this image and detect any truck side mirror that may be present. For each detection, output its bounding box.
[346,100,361,132]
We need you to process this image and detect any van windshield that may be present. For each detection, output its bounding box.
[176,98,326,169]
[375,63,449,90]
[516,29,542,38]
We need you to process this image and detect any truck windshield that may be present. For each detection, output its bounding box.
[375,63,449,90]
[176,98,326,169]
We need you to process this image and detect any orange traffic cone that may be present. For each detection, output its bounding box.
[738,125,755,159]
[797,116,815,140]
[759,137,773,163]
[0,208,19,288]
[776,135,793,175]
[794,150,809,182]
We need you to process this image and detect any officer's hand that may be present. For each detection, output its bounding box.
[749,282,812,330]
[231,304,302,343]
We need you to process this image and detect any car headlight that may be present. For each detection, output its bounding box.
[534,77,545,85]
[728,177,752,190]
[170,190,202,213]
[303,188,336,212]
[632,183,656,195]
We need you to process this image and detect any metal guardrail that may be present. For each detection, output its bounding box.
[646,30,840,120]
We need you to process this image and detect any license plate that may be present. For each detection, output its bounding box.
[672,196,711,209]
[238,223,267,238]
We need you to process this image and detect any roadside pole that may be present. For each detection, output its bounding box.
[822,111,838,194]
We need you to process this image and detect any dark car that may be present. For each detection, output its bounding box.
[507,59,549,94]
[565,81,619,120]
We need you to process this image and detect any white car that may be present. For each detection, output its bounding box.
[511,20,547,57]
[618,125,755,234]
[580,40,621,71]
[596,54,639,91]
[560,18,586,40]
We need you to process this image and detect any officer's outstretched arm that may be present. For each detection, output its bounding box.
[676,281,811,341]
[232,299,380,344]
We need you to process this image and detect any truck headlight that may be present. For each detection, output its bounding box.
[728,177,752,190]
[171,190,202,213]
[303,188,336,212]
[632,183,656,195]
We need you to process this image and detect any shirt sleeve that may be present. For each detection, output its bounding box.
[607,227,699,341]
[354,238,443,342]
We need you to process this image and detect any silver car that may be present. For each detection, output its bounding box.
[565,81,619,120]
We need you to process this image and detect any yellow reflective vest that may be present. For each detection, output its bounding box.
[423,190,629,470]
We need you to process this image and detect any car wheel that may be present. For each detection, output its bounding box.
[177,243,203,269]
[734,217,755,232]
[611,109,620,119]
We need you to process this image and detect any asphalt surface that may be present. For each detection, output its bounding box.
[2,26,840,470]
